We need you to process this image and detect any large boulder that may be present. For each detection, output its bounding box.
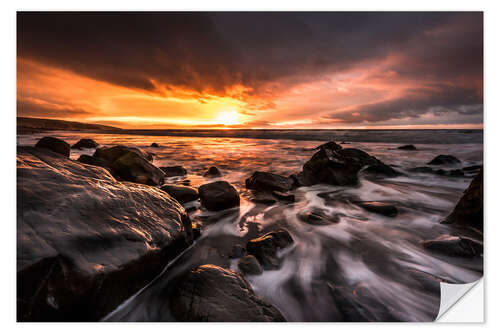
[169,265,285,321]
[246,229,294,269]
[160,185,199,204]
[93,145,153,163]
[302,146,395,186]
[442,168,483,231]
[35,137,70,157]
[71,139,99,150]
[315,141,342,151]
[198,181,240,211]
[427,155,461,165]
[245,171,294,193]
[77,154,111,169]
[93,145,164,185]
[17,146,193,321]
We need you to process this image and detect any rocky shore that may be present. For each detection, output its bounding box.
[17,136,483,322]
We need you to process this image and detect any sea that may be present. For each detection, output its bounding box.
[17,129,483,321]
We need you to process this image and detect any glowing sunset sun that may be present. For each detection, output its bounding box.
[215,110,240,126]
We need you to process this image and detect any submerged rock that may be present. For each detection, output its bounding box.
[249,192,277,205]
[17,146,192,321]
[271,191,295,202]
[246,229,294,269]
[442,168,483,231]
[238,255,263,275]
[421,235,483,257]
[71,139,99,150]
[246,171,294,193]
[35,137,70,157]
[353,201,398,217]
[302,145,396,186]
[361,164,402,178]
[160,166,187,177]
[462,164,482,173]
[298,210,340,226]
[93,145,164,185]
[397,144,417,150]
[436,169,465,177]
[160,184,199,204]
[150,142,160,147]
[203,166,222,177]
[198,181,240,211]
[408,166,435,174]
[170,265,284,321]
[427,154,461,165]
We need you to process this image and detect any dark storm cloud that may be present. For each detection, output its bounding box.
[17,12,482,91]
[323,85,483,123]
[17,11,483,124]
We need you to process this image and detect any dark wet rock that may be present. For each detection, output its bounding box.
[298,210,340,226]
[110,151,165,185]
[192,223,202,240]
[462,164,482,173]
[409,166,464,177]
[71,139,99,150]
[271,191,295,202]
[17,146,192,321]
[198,181,240,211]
[92,145,163,185]
[204,166,222,177]
[181,179,191,186]
[442,169,483,231]
[169,265,285,321]
[407,269,450,294]
[160,185,199,204]
[229,244,247,259]
[427,154,461,165]
[238,255,263,275]
[315,141,342,151]
[408,166,435,174]
[354,201,398,217]
[436,169,465,177]
[289,172,308,189]
[361,164,402,178]
[35,137,70,157]
[421,235,483,258]
[160,166,187,177]
[327,283,401,322]
[249,192,277,205]
[76,154,111,170]
[94,145,153,163]
[245,171,294,193]
[150,142,160,147]
[397,144,417,150]
[246,229,294,270]
[302,146,394,186]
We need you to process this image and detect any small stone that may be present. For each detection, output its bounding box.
[238,255,263,275]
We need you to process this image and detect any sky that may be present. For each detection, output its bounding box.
[17,12,483,129]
